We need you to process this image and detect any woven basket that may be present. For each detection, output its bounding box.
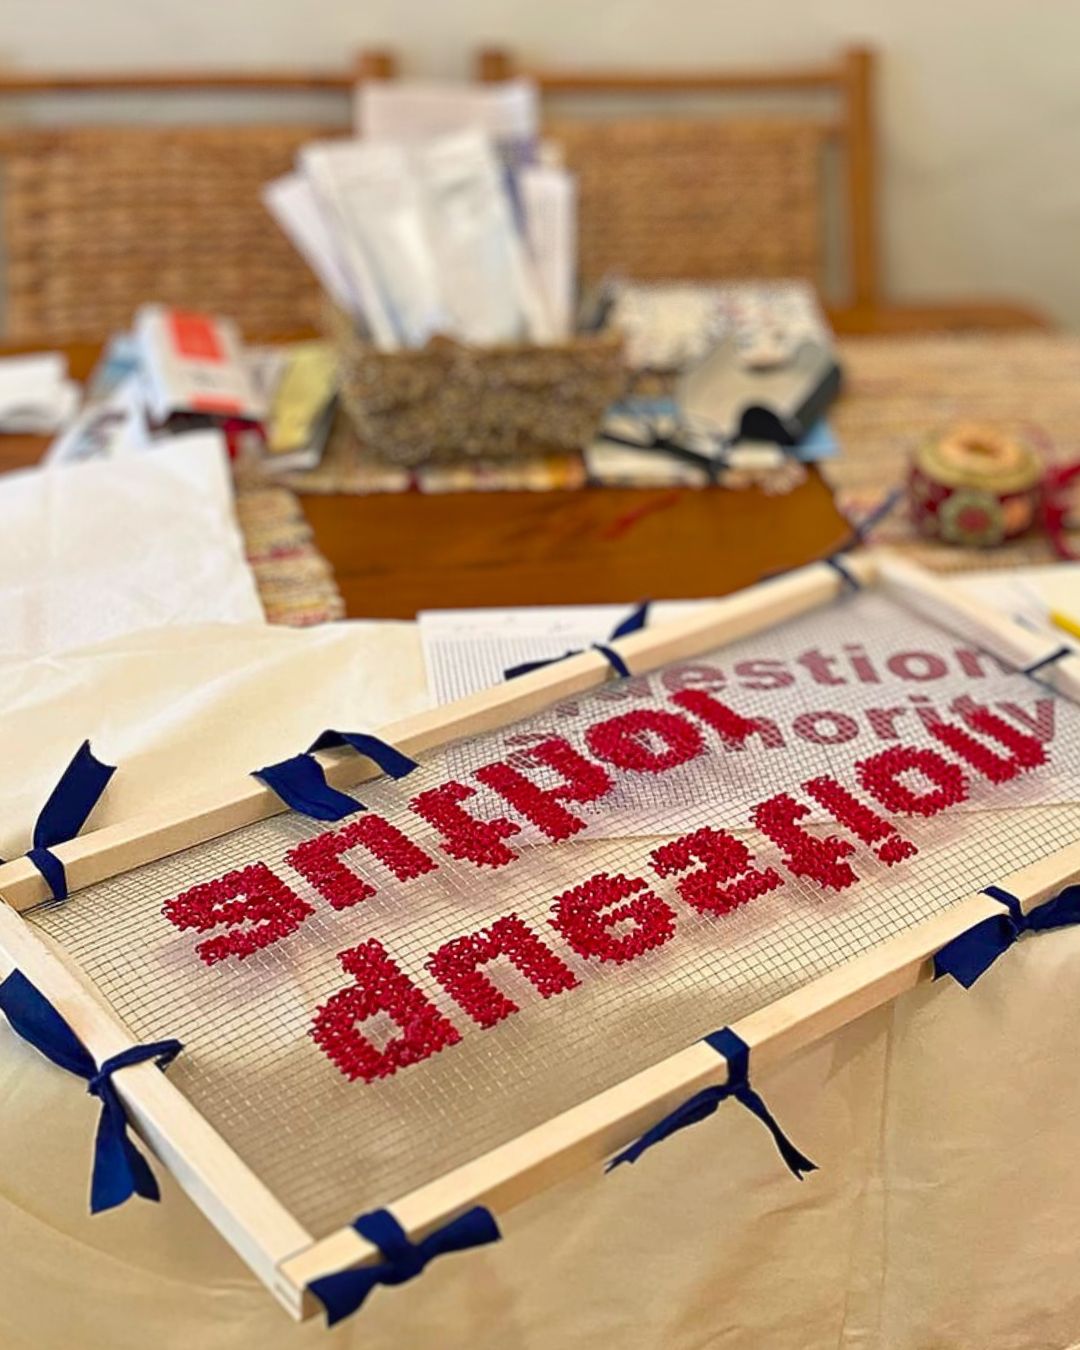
[330,309,626,466]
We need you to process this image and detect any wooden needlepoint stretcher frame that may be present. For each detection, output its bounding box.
[2,551,1080,1322]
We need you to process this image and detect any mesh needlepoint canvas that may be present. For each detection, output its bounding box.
[6,557,1080,1318]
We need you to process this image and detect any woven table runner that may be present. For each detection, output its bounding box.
[234,482,344,627]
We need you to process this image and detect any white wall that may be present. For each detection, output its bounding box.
[4,0,1078,325]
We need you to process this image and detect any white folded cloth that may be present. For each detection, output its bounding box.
[0,619,429,858]
[0,434,263,657]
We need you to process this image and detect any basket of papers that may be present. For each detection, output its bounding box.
[329,309,626,467]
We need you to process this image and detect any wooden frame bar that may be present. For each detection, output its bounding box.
[2,551,1076,1321]
[476,47,845,94]
[0,50,398,96]
[877,554,1080,702]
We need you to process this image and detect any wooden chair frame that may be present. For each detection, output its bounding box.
[0,553,1078,1319]
[0,50,397,97]
[476,44,878,311]
[474,45,1049,332]
[0,45,1049,334]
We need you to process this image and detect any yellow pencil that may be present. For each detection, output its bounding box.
[1048,608,1080,643]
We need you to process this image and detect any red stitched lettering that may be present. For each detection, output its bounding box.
[311,939,460,1082]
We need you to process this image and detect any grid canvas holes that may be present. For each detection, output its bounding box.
[25,586,1080,1240]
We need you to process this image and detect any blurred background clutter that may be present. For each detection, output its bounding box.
[5,9,1080,627]
[1,3,1079,661]
[5,7,1080,1349]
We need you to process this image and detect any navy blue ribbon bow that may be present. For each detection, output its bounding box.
[933,883,1080,989]
[608,601,650,638]
[308,1207,501,1326]
[503,602,648,681]
[254,730,419,822]
[606,1026,817,1178]
[6,741,116,901]
[0,968,182,1212]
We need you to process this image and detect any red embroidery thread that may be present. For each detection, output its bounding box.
[650,826,783,915]
[311,939,461,1083]
[752,792,859,890]
[162,862,313,965]
[928,705,1046,783]
[856,745,968,816]
[670,688,758,744]
[585,709,705,774]
[550,871,677,963]
[426,914,579,1028]
[285,815,437,911]
[802,775,917,866]
[474,738,612,841]
[409,780,520,868]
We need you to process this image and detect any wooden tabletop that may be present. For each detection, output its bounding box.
[301,476,846,616]
[1,337,848,618]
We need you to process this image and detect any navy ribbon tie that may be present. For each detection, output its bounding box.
[0,969,182,1213]
[607,1026,816,1178]
[847,486,903,546]
[15,741,115,901]
[824,555,861,594]
[591,643,632,678]
[609,600,650,639]
[504,603,647,681]
[254,730,419,822]
[504,650,579,680]
[308,731,420,781]
[1022,645,1071,681]
[309,1207,501,1327]
[933,883,1080,989]
[762,490,902,586]
[504,643,632,681]
[505,641,634,682]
